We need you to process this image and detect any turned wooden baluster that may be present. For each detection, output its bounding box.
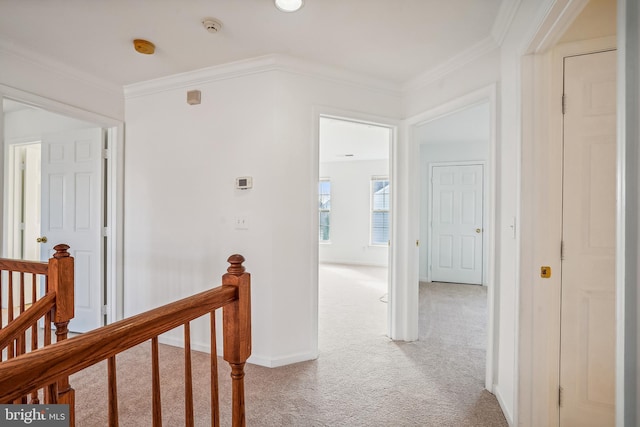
[222,255,251,427]
[48,244,75,426]
[210,312,220,427]
[30,273,39,404]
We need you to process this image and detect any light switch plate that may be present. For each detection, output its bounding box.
[234,216,248,230]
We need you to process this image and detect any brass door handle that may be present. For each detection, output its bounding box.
[475,229,481,233]
[36,236,48,243]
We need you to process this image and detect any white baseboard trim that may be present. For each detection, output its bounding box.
[493,384,514,426]
[158,335,212,354]
[248,350,318,368]
[319,260,388,268]
[157,335,318,368]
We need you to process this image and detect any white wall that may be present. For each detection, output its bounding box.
[123,61,401,367]
[0,44,124,120]
[402,48,501,118]
[319,159,389,266]
[4,107,96,140]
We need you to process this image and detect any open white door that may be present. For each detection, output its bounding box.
[430,164,483,284]
[40,128,103,333]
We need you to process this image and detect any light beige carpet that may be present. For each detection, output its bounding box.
[70,264,507,426]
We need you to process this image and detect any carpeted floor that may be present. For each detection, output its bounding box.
[70,263,507,426]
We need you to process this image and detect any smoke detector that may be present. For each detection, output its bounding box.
[202,18,222,33]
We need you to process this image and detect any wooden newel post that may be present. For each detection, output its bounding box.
[48,244,75,427]
[222,254,251,427]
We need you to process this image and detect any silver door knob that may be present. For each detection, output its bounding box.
[36,236,48,243]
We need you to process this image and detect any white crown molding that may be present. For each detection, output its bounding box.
[124,54,402,99]
[402,36,499,93]
[525,0,590,54]
[0,39,123,96]
[492,0,522,46]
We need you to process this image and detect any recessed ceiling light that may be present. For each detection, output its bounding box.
[274,0,304,12]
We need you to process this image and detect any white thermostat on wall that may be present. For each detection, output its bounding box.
[236,176,253,190]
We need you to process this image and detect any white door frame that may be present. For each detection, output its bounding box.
[311,106,398,356]
[616,3,640,425]
[427,161,487,285]
[0,86,125,325]
[5,139,41,260]
[405,84,498,392]
[518,5,619,421]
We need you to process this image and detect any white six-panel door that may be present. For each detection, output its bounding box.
[560,50,616,427]
[40,128,103,333]
[430,164,483,285]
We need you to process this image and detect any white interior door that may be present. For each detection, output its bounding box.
[430,164,483,284]
[40,128,103,333]
[560,50,616,427]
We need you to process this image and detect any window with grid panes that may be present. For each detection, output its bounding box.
[371,177,389,245]
[318,179,331,242]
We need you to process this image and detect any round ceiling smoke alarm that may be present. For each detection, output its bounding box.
[202,18,222,33]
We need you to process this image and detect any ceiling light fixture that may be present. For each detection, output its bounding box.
[274,0,304,12]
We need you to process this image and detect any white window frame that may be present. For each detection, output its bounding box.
[318,178,331,243]
[370,176,389,246]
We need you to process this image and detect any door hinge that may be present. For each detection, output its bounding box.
[101,305,108,316]
[102,227,109,237]
[103,148,110,159]
[559,386,563,407]
[562,94,567,114]
[560,240,565,260]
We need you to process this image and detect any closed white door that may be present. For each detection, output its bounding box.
[430,164,483,284]
[40,128,103,333]
[560,50,616,426]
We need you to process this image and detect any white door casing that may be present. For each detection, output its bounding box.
[23,144,41,262]
[40,128,103,333]
[560,50,616,426]
[430,164,483,284]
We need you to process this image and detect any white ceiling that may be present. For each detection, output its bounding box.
[317,103,491,164]
[319,117,390,163]
[0,0,506,87]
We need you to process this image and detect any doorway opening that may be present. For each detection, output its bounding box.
[410,91,496,392]
[317,115,392,350]
[417,102,490,286]
[2,97,116,333]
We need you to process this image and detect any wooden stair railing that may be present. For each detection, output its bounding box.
[0,254,251,427]
[0,244,75,411]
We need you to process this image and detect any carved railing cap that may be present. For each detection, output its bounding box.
[53,244,71,259]
[227,254,245,275]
